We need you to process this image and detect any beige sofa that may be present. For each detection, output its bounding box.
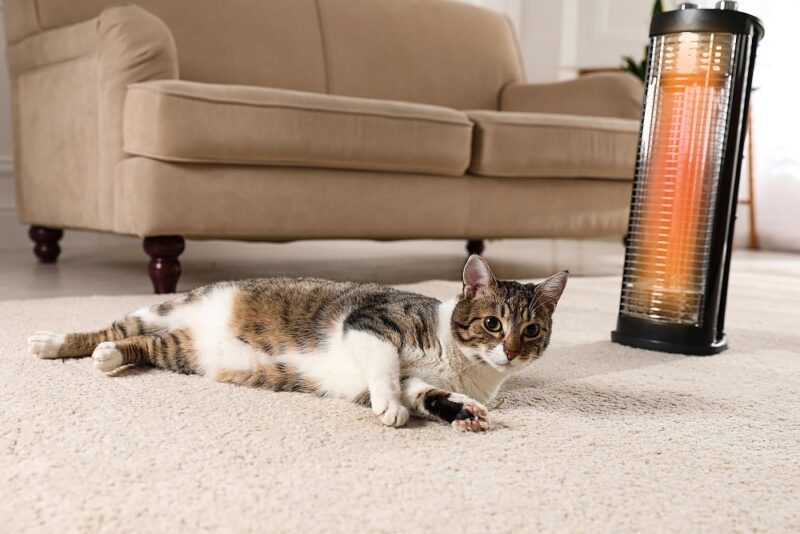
[3,0,642,293]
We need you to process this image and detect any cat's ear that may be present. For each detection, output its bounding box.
[462,255,497,298]
[536,271,568,312]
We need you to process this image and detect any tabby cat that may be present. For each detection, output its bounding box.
[28,256,567,432]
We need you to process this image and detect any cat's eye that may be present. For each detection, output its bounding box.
[483,316,502,332]
[523,324,540,338]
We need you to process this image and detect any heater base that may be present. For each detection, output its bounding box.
[611,330,728,356]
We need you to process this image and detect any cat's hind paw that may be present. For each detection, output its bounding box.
[372,397,410,428]
[92,342,124,373]
[449,395,489,432]
[27,331,65,359]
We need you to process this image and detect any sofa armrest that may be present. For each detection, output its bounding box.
[95,6,178,209]
[5,5,178,230]
[500,73,643,120]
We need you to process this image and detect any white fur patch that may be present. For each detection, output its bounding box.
[437,299,457,342]
[92,341,124,373]
[344,330,406,426]
[486,345,511,369]
[27,331,65,359]
[281,328,400,412]
[281,345,366,401]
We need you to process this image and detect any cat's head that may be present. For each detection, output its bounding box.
[451,255,568,372]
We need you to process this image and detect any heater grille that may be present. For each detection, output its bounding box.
[620,32,738,326]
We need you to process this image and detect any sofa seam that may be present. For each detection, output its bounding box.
[467,169,634,180]
[6,13,97,47]
[33,0,45,34]
[9,52,96,78]
[129,87,474,127]
[122,146,468,177]
[472,120,638,134]
[313,0,332,94]
[501,12,525,102]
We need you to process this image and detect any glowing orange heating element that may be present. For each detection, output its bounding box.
[624,32,734,325]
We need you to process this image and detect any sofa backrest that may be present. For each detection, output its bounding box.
[3,0,524,109]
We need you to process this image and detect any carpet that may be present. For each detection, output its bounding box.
[1,273,798,532]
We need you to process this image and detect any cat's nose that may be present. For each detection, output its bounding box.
[505,350,520,361]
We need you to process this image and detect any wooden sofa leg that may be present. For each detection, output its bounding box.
[143,236,185,294]
[29,226,64,264]
[466,239,485,256]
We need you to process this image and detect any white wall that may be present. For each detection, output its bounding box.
[733,0,800,252]
[474,0,658,82]
[517,0,574,82]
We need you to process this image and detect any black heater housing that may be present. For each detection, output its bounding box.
[611,2,764,355]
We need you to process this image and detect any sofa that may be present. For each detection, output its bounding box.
[3,0,643,293]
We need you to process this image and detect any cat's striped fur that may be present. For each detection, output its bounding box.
[28,256,567,431]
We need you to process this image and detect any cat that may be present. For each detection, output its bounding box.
[27,255,567,432]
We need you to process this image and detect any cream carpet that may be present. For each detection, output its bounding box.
[1,273,798,532]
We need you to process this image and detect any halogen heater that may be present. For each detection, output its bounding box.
[611,2,763,355]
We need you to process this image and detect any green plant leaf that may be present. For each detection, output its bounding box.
[619,1,661,82]
[653,0,664,17]
[621,57,646,81]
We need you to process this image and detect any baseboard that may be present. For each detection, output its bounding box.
[0,155,24,248]
[0,156,13,176]
[0,180,14,210]
[0,156,13,210]
[0,209,29,248]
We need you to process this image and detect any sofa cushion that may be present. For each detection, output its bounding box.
[467,111,639,180]
[316,0,523,109]
[114,157,632,240]
[123,80,473,176]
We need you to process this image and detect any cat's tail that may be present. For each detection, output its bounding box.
[215,361,318,394]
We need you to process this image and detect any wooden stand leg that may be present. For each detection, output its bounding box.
[29,226,64,264]
[466,239,485,256]
[143,236,185,294]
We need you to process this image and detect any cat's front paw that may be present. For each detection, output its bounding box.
[27,331,65,359]
[448,394,489,432]
[371,397,410,428]
[92,342,124,373]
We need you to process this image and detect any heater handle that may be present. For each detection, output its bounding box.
[650,8,764,40]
